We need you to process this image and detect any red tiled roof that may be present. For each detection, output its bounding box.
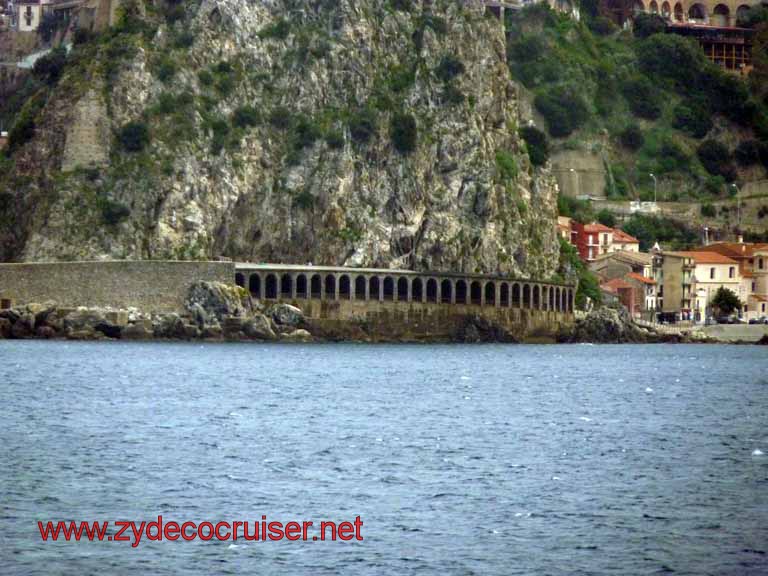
[601,278,633,292]
[612,229,640,244]
[627,272,656,285]
[674,251,738,265]
[695,242,768,259]
[583,223,614,233]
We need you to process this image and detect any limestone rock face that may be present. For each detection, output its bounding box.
[1,1,560,279]
[186,281,249,321]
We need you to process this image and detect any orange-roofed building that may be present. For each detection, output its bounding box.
[694,238,768,320]
[668,250,741,322]
[610,229,640,254]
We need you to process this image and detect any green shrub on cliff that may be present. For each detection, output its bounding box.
[519,126,549,167]
[117,121,150,152]
[390,113,417,154]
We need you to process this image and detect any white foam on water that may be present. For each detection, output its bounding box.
[552,476,561,481]
[645,387,654,393]
[460,376,471,381]
[579,417,592,422]
[228,412,242,418]
[752,449,764,456]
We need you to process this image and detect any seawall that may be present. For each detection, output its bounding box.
[280,299,572,342]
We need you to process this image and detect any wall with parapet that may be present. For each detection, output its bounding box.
[0,261,234,312]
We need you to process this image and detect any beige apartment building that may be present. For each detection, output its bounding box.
[656,252,695,319]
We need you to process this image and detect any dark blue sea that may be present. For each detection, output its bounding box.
[1,341,767,575]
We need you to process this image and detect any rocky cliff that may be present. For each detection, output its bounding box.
[0,0,561,278]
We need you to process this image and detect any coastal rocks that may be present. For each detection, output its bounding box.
[243,316,277,341]
[269,304,304,328]
[456,315,517,343]
[280,329,313,343]
[185,282,249,321]
[0,317,12,339]
[757,334,768,345]
[564,307,650,344]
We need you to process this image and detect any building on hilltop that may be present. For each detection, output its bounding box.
[7,0,119,33]
[603,0,763,73]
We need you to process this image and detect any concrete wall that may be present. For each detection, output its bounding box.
[278,298,573,342]
[0,261,234,312]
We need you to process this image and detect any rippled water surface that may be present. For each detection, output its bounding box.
[2,341,767,575]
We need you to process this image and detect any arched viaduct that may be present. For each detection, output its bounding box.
[629,0,757,26]
[236,264,575,313]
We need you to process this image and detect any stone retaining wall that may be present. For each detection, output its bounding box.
[0,261,234,313]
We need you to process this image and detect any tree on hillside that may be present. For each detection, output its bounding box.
[711,287,741,315]
[633,13,667,39]
[596,209,615,228]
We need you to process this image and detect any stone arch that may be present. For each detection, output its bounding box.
[310,274,322,299]
[235,272,245,288]
[500,282,510,307]
[456,280,468,304]
[549,286,556,311]
[633,0,645,14]
[355,275,367,300]
[265,274,278,299]
[441,279,452,304]
[569,289,575,312]
[426,278,438,303]
[339,275,351,300]
[555,288,561,312]
[711,3,729,26]
[470,281,482,306]
[412,278,424,302]
[650,0,659,12]
[484,282,496,306]
[661,1,671,17]
[296,274,308,299]
[325,275,336,300]
[249,274,261,298]
[674,1,684,20]
[383,276,395,301]
[280,274,293,298]
[397,277,409,302]
[369,276,381,301]
[533,285,541,310]
[736,4,751,24]
[523,284,531,309]
[688,3,707,22]
[512,283,521,308]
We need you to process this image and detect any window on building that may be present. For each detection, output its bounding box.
[763,303,766,313]
[588,248,594,260]
[753,282,757,292]
[24,6,32,26]
[729,267,735,278]
[710,267,715,280]
[603,234,608,245]
[760,258,765,270]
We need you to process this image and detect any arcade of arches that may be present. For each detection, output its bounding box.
[235,265,576,314]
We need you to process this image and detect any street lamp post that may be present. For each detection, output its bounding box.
[649,173,657,204]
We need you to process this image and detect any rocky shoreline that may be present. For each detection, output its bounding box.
[0,282,314,344]
[0,282,758,345]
